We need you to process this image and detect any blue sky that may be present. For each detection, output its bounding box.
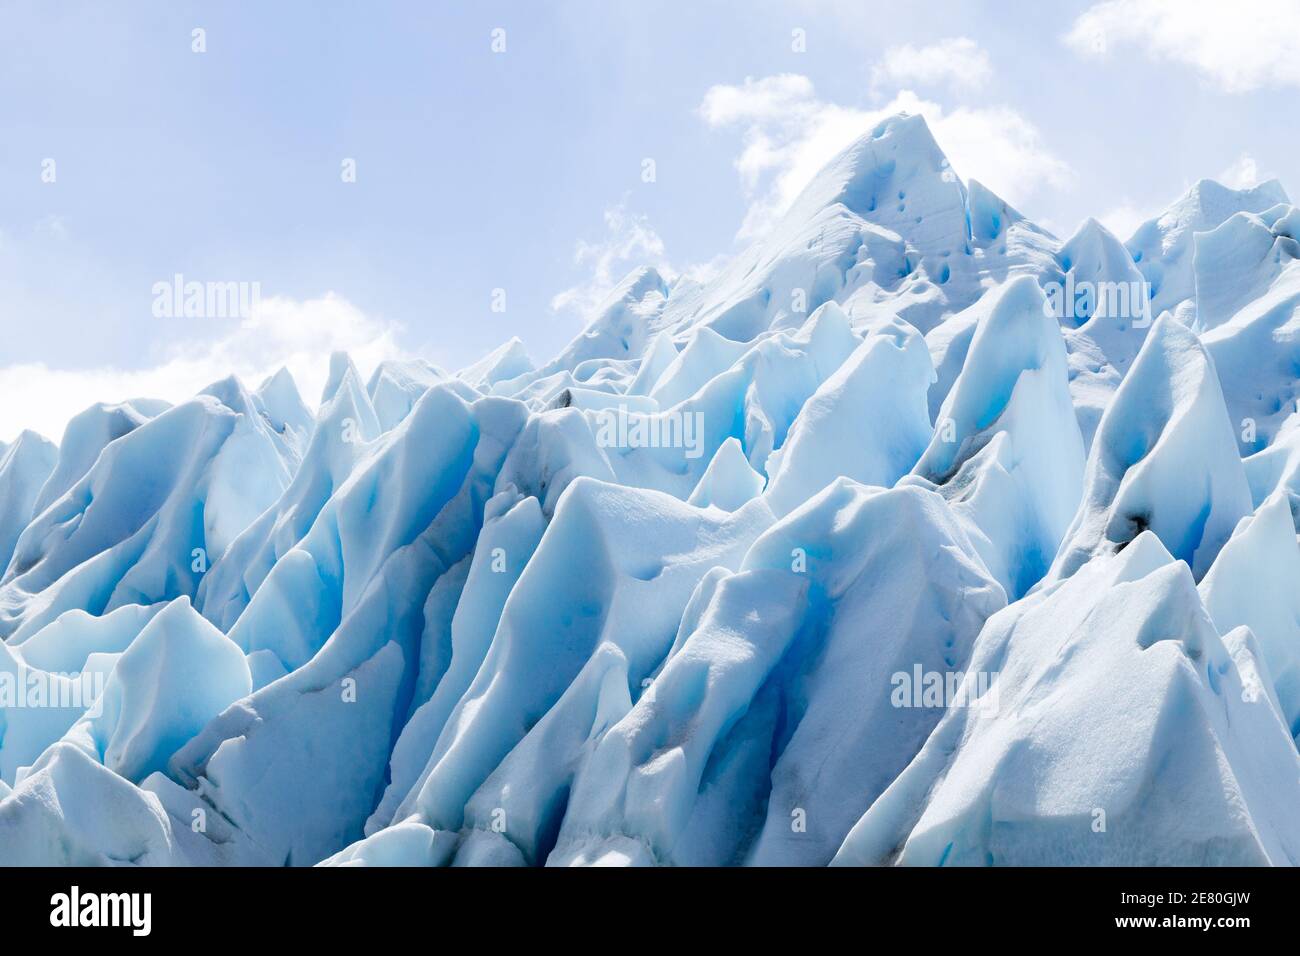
[3,0,1299,440]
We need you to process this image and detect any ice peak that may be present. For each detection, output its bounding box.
[1063,216,1122,254]
[782,113,967,241]
[914,275,1073,484]
[604,265,669,309]
[258,366,305,406]
[909,275,1085,597]
[321,351,361,405]
[532,265,672,383]
[1128,178,1292,252]
[1188,176,1290,214]
[256,367,312,430]
[3,429,56,457]
[1047,313,1252,583]
[200,373,257,416]
[459,337,534,390]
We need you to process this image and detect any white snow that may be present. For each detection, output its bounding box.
[4,112,1300,869]
[905,275,1085,598]
[833,533,1300,866]
[1047,314,1252,584]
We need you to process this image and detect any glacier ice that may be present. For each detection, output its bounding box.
[833,532,1300,866]
[1046,313,1251,584]
[764,315,932,516]
[0,431,58,579]
[4,112,1300,868]
[905,274,1085,598]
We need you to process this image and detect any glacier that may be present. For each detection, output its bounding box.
[2,112,1300,867]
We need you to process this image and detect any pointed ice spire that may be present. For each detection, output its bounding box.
[458,337,534,390]
[1200,490,1300,740]
[1200,251,1300,452]
[1046,314,1252,583]
[786,300,861,382]
[648,326,749,408]
[835,530,1300,866]
[1052,217,1154,445]
[1059,217,1151,337]
[33,399,169,517]
[256,367,313,444]
[195,360,382,632]
[199,373,262,422]
[1127,177,1290,322]
[0,430,58,576]
[687,437,766,512]
[626,330,679,397]
[915,277,1080,481]
[779,113,970,262]
[200,372,306,478]
[367,359,454,432]
[1243,418,1300,522]
[61,595,251,783]
[546,266,671,376]
[908,275,1084,597]
[320,351,359,406]
[764,317,933,517]
[1193,204,1300,331]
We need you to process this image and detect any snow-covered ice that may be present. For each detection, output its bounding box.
[3,113,1300,867]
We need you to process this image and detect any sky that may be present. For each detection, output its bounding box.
[2,0,1299,442]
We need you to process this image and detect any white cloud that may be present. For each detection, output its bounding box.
[1218,153,1262,189]
[550,201,734,323]
[699,76,1073,240]
[551,202,674,320]
[0,293,405,443]
[1097,201,1162,240]
[871,37,993,92]
[1065,0,1300,92]
[698,73,816,127]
